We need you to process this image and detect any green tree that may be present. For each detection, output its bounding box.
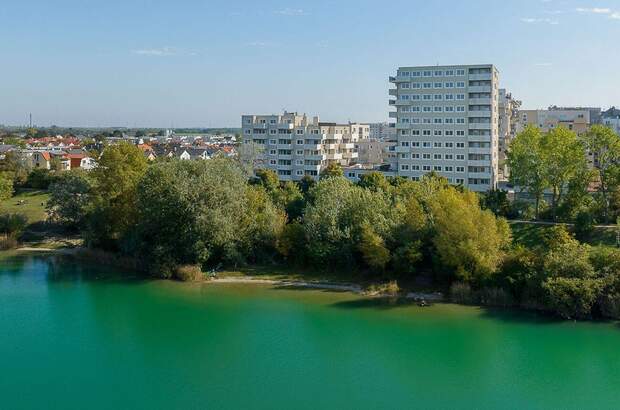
[357,172,391,192]
[429,187,512,282]
[543,277,602,319]
[319,162,343,179]
[540,127,588,220]
[582,125,620,222]
[0,174,13,200]
[358,224,391,271]
[47,170,92,228]
[507,126,548,219]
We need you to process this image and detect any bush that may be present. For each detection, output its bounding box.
[0,236,19,250]
[450,282,474,304]
[599,274,620,319]
[0,213,28,236]
[573,210,594,241]
[175,265,204,282]
[478,287,514,307]
[364,280,400,297]
[507,200,536,220]
[542,277,602,319]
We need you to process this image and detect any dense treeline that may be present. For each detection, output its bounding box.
[45,142,620,320]
[507,125,620,225]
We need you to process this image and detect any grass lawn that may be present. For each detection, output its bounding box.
[0,190,49,224]
[510,221,618,248]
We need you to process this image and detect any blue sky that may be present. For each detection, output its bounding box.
[1,0,619,127]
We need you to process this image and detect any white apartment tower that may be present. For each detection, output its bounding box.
[241,112,369,181]
[389,64,500,191]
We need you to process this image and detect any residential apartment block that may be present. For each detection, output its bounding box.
[602,107,620,135]
[368,122,397,141]
[517,106,601,134]
[241,112,369,180]
[498,89,521,179]
[389,64,500,191]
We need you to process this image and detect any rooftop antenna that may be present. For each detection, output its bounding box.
[29,113,32,128]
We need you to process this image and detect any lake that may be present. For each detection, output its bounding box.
[1,253,619,409]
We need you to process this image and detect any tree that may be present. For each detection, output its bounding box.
[507,126,548,219]
[543,277,602,319]
[0,174,13,200]
[86,142,148,249]
[357,172,391,193]
[358,224,390,271]
[582,125,620,222]
[481,189,510,216]
[47,170,92,228]
[429,187,512,283]
[320,162,343,179]
[540,127,588,220]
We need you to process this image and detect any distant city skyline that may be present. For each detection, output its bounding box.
[1,0,620,127]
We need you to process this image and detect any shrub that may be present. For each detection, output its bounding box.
[478,287,514,307]
[175,265,204,282]
[542,277,602,319]
[0,213,28,236]
[0,236,19,250]
[573,210,594,241]
[364,280,400,297]
[599,274,620,320]
[450,282,474,304]
[507,200,536,220]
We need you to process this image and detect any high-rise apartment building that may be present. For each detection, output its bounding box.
[498,89,521,179]
[602,107,620,135]
[516,107,601,134]
[241,112,369,181]
[389,64,500,191]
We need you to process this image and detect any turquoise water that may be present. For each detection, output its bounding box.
[1,254,620,409]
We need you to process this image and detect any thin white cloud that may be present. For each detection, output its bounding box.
[245,41,278,47]
[133,47,176,56]
[274,8,306,16]
[612,12,620,19]
[521,17,559,24]
[132,47,199,57]
[576,7,611,14]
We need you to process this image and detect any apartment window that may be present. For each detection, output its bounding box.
[296,150,303,155]
[412,95,421,100]
[412,165,420,170]
[400,165,410,171]
[422,130,431,136]
[412,142,420,147]
[423,106,432,112]
[434,82,443,88]
[296,139,304,145]
[296,129,304,135]
[456,130,465,136]
[401,141,410,147]
[269,139,277,144]
[434,142,442,148]
[434,118,443,124]
[423,165,431,171]
[456,143,465,148]
[445,166,453,171]
[445,143,453,148]
[457,82,465,88]
[434,154,442,160]
[456,106,465,112]
[456,118,466,124]
[434,130,442,136]
[423,94,432,100]
[400,71,410,76]
[411,118,420,123]
[445,94,454,100]
[423,142,432,148]
[296,170,303,176]
[412,130,421,136]
[434,95,443,100]
[434,166,442,171]
[269,129,277,135]
[423,83,432,89]
[296,159,303,165]
[456,166,465,172]
[456,94,465,100]
[401,83,411,89]
[445,82,454,88]
[423,70,432,77]
[412,71,421,77]
[270,119,277,124]
[311,129,320,134]
[412,153,420,159]
[270,160,277,165]
[269,150,277,155]
[456,155,465,161]
[445,106,454,112]
[244,129,251,135]
[412,83,421,89]
[423,119,432,124]
[423,153,431,159]
[400,130,409,136]
[400,95,410,100]
[456,178,464,184]
[445,131,454,136]
[434,70,443,76]
[400,153,409,159]
[400,106,411,112]
[456,69,465,76]
[445,118,454,124]
[412,106,420,112]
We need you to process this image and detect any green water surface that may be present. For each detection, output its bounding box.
[1,254,619,409]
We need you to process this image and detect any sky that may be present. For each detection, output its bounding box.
[1,0,620,128]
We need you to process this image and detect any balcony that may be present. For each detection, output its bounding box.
[326,153,343,160]
[304,144,322,150]
[468,123,492,130]
[388,111,397,118]
[396,123,410,129]
[277,143,292,148]
[394,100,410,106]
[389,76,396,82]
[468,85,491,93]
[306,154,324,160]
[389,99,397,105]
[469,73,492,81]
[324,143,338,150]
[340,143,355,149]
[395,146,410,153]
[468,98,492,105]
[342,152,358,159]
[278,123,294,129]
[389,89,398,96]
[469,110,492,118]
